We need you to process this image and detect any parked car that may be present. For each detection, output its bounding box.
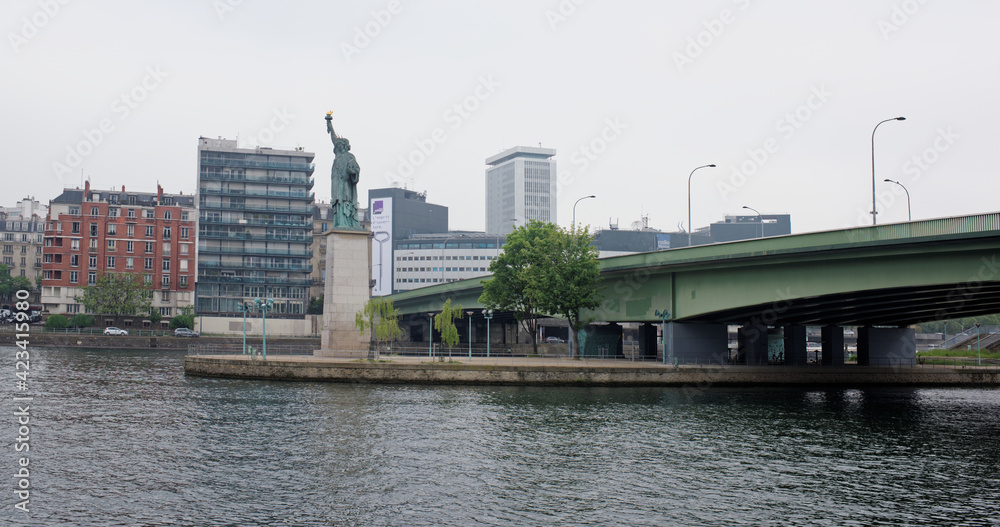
[104,327,128,336]
[545,336,565,344]
[174,327,200,337]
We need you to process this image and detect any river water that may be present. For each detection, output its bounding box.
[2,347,999,526]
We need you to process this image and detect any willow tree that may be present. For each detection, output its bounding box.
[355,296,403,357]
[434,299,464,360]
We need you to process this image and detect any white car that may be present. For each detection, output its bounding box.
[104,327,128,336]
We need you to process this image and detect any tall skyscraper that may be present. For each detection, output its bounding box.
[485,146,557,237]
[195,137,315,317]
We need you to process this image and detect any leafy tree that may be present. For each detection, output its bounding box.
[70,314,94,328]
[434,299,464,360]
[169,305,196,330]
[355,297,403,355]
[480,221,561,354]
[74,272,153,327]
[147,307,162,326]
[307,295,324,314]
[526,224,603,357]
[45,314,70,329]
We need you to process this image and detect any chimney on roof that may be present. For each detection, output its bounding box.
[157,184,163,203]
[122,185,125,192]
[84,180,90,199]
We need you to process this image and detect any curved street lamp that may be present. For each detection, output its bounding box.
[572,195,596,230]
[883,179,911,222]
[871,117,906,225]
[687,164,716,247]
[742,205,763,238]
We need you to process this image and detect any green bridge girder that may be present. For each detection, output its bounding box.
[388,212,1000,327]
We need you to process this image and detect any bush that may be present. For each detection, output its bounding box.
[70,314,94,328]
[45,314,71,329]
[169,314,194,330]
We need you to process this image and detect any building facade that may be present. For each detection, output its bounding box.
[368,187,448,296]
[40,182,196,322]
[1,197,47,290]
[196,137,315,317]
[485,146,557,237]
[393,231,502,292]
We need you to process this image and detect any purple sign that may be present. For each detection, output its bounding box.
[373,200,384,215]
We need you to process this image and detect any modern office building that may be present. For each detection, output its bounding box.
[393,231,502,292]
[485,146,557,237]
[368,187,448,296]
[196,137,315,317]
[40,182,196,322]
[0,197,47,291]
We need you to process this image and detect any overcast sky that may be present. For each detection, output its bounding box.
[4,0,998,235]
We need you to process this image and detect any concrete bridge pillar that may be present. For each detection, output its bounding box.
[784,325,808,366]
[821,326,845,366]
[740,324,768,366]
[638,323,657,359]
[857,327,916,367]
[664,323,728,365]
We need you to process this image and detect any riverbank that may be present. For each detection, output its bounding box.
[15,332,320,351]
[184,354,1000,386]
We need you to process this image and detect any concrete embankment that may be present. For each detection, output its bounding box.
[184,354,1000,386]
[10,332,320,351]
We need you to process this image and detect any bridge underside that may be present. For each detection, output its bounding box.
[684,282,1000,327]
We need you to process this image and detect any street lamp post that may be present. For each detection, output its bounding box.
[237,301,252,355]
[572,195,596,230]
[883,179,911,221]
[976,323,982,366]
[467,311,474,359]
[742,206,763,238]
[254,297,274,360]
[687,164,717,247]
[871,117,906,225]
[482,309,493,357]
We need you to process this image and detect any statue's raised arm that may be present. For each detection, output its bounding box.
[325,111,337,144]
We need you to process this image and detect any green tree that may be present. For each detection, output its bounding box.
[526,224,603,357]
[355,297,403,356]
[74,272,153,327]
[45,314,70,329]
[480,221,560,354]
[70,314,94,328]
[307,295,324,314]
[169,306,196,330]
[147,307,162,326]
[434,299,464,360]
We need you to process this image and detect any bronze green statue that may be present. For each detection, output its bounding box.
[326,111,362,230]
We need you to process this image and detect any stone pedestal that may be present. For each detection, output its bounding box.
[317,229,372,357]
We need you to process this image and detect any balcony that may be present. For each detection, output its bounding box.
[198,187,315,201]
[198,171,315,189]
[199,217,312,228]
[199,158,314,171]
[196,274,314,287]
[197,232,313,243]
[197,246,313,258]
[198,202,314,214]
[198,261,313,273]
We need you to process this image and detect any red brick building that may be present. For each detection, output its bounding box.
[41,181,197,327]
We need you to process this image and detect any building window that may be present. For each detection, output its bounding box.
[158,307,172,316]
[161,275,170,287]
[144,274,152,284]
[162,227,171,239]
[69,206,80,215]
[180,227,189,239]
[70,271,78,283]
[181,211,189,220]
[89,239,98,249]
[107,224,117,235]
[71,222,80,234]
[126,257,134,269]
[90,223,98,236]
[67,304,80,314]
[107,256,115,268]
[126,241,134,253]
[144,258,153,270]
[179,260,188,272]
[90,207,98,216]
[107,239,116,251]
[70,254,79,267]
[88,272,96,285]
[42,270,51,279]
[179,275,188,287]
[127,224,134,237]
[127,208,135,218]
[162,259,170,271]
[109,208,119,218]
[164,211,172,220]
[161,291,170,302]
[145,209,154,219]
[145,225,154,237]
[145,242,154,253]
[179,244,189,255]
[89,256,97,269]
[71,239,79,251]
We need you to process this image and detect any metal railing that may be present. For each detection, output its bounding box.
[187,341,314,356]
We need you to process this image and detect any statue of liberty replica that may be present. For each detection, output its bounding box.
[326,111,362,230]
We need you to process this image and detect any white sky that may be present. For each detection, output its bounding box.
[3,0,998,234]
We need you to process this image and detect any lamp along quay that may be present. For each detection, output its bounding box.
[871,116,906,225]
